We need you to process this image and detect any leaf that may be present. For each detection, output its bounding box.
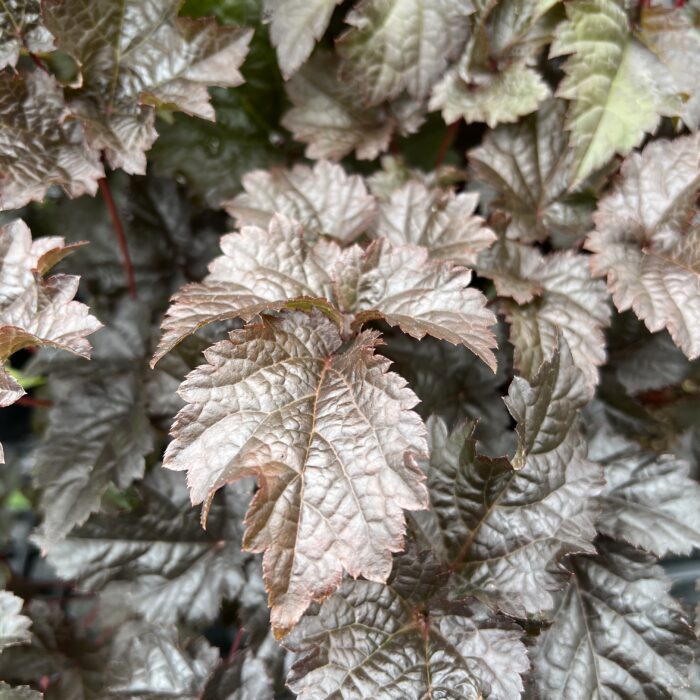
[282,50,423,161]
[551,0,682,184]
[43,0,253,173]
[284,550,528,700]
[373,180,496,266]
[151,214,341,365]
[337,0,473,105]
[338,240,498,371]
[588,422,700,557]
[40,469,250,625]
[531,540,695,699]
[469,98,599,243]
[586,133,700,359]
[0,591,31,652]
[164,310,428,635]
[264,0,342,78]
[427,343,602,617]
[0,682,42,700]
[0,71,104,210]
[0,0,54,69]
[227,160,377,244]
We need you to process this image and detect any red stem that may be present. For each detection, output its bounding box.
[16,396,53,408]
[435,122,459,168]
[227,627,246,662]
[98,177,137,298]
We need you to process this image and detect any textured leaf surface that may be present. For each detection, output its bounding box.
[551,0,682,183]
[227,161,376,244]
[164,311,428,635]
[531,541,695,699]
[285,551,528,700]
[0,591,31,652]
[0,71,103,210]
[338,0,472,105]
[152,214,339,365]
[589,423,700,557]
[428,344,602,617]
[0,682,42,700]
[43,0,253,173]
[41,469,249,624]
[0,0,54,69]
[373,180,495,265]
[586,134,700,359]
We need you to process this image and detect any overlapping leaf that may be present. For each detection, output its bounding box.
[586,133,700,359]
[0,682,41,700]
[164,310,429,635]
[0,1,54,69]
[551,0,682,184]
[0,591,31,652]
[531,541,695,699]
[43,0,253,173]
[284,549,528,700]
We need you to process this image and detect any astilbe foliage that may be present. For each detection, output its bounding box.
[0,0,699,698]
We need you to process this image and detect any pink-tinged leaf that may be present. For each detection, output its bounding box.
[0,1,54,70]
[163,310,428,636]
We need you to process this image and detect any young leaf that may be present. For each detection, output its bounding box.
[0,1,54,69]
[43,0,253,173]
[551,0,682,184]
[586,133,700,359]
[337,0,473,105]
[0,71,104,210]
[264,0,342,78]
[531,540,695,699]
[373,180,496,266]
[164,310,428,635]
[284,550,528,700]
[227,160,377,244]
[0,591,31,652]
[39,470,250,625]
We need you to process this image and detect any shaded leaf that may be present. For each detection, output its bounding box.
[0,591,31,652]
[0,682,42,700]
[586,133,700,359]
[164,310,428,635]
[0,1,54,69]
[531,540,695,699]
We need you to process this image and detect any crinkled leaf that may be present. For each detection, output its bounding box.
[282,50,423,161]
[339,240,498,370]
[469,98,598,243]
[586,133,700,359]
[0,71,103,210]
[43,0,253,173]
[152,214,340,365]
[0,591,31,652]
[0,1,54,69]
[373,180,495,266]
[531,540,695,699]
[201,649,275,700]
[227,160,377,244]
[164,310,428,635]
[551,0,682,184]
[337,0,473,105]
[265,0,341,78]
[284,550,528,700]
[588,422,700,557]
[0,682,42,700]
[39,469,249,625]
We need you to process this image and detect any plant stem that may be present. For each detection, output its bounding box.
[16,396,53,408]
[98,176,137,298]
[435,122,459,168]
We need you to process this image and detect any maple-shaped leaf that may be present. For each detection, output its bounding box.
[469,99,599,243]
[282,50,423,161]
[426,343,602,617]
[336,0,473,105]
[531,540,695,699]
[588,422,700,557]
[41,469,249,625]
[551,0,682,184]
[0,1,54,69]
[264,0,342,78]
[0,591,31,652]
[373,180,496,266]
[0,683,41,700]
[337,240,498,370]
[284,549,528,700]
[586,133,700,359]
[227,161,377,244]
[164,310,428,635]
[152,214,340,365]
[43,0,253,174]
[0,71,104,210]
